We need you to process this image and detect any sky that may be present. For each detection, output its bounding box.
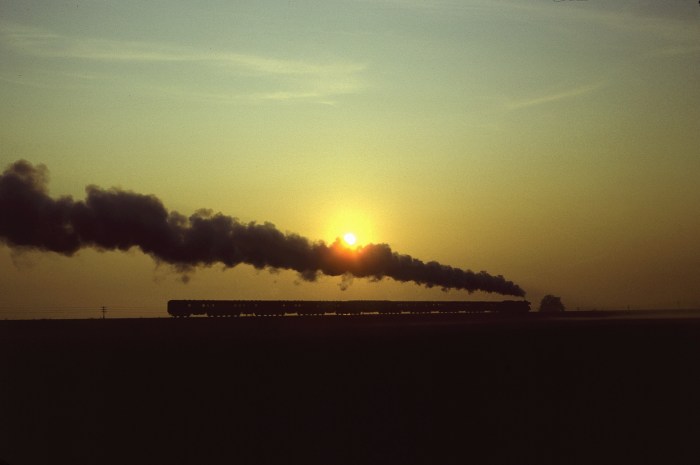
[1,0,699,318]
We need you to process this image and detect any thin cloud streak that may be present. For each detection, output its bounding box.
[505,82,604,111]
[0,22,367,102]
[1,23,364,75]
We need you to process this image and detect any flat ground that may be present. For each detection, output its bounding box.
[1,311,699,465]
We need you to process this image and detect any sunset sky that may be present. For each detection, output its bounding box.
[1,0,699,318]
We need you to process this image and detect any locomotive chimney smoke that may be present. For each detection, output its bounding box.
[0,160,526,297]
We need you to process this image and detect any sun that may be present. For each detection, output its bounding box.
[342,232,357,247]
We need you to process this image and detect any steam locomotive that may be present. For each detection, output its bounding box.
[167,299,531,317]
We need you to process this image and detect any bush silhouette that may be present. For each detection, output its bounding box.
[539,295,565,312]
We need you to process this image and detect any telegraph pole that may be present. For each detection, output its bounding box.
[101,306,107,319]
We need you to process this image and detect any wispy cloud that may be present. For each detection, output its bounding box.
[0,22,367,103]
[505,81,604,111]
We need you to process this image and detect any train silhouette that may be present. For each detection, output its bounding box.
[167,299,531,317]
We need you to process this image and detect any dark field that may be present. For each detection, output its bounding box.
[1,311,699,465]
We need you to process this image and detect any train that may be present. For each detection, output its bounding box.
[167,299,531,317]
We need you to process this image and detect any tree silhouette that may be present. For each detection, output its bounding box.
[539,295,565,312]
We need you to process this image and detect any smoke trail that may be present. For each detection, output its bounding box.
[0,160,525,296]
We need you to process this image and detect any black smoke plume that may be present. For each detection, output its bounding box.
[0,160,525,296]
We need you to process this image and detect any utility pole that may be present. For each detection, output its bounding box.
[101,306,107,320]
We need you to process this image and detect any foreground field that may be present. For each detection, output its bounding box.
[1,311,699,465]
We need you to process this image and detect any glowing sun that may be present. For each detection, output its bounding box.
[343,232,357,246]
